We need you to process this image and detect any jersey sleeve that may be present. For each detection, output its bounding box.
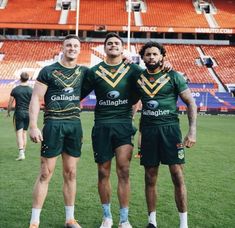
[81,68,95,100]
[173,71,188,94]
[10,88,15,97]
[36,67,50,86]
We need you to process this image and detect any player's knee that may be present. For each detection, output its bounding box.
[98,168,110,181]
[117,166,129,181]
[63,168,77,181]
[171,172,185,188]
[145,175,156,187]
[145,170,157,187]
[39,170,52,182]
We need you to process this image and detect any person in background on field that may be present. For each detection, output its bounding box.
[7,72,33,161]
[28,34,89,228]
[136,41,197,228]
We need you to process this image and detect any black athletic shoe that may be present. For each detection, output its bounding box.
[146,223,156,228]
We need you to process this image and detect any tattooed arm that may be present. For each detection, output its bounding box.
[179,88,197,148]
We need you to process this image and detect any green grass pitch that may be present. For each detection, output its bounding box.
[0,111,235,228]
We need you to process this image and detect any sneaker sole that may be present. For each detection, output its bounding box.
[16,158,25,161]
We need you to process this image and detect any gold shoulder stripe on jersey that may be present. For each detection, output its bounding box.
[96,65,130,88]
[137,76,171,98]
[52,66,81,80]
[137,79,153,97]
[151,77,170,96]
[99,63,126,79]
[52,70,81,88]
[140,73,168,89]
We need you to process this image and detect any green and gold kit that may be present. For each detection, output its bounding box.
[82,61,142,123]
[37,62,89,121]
[137,70,188,126]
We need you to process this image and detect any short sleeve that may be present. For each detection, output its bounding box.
[10,88,15,97]
[36,67,50,86]
[173,71,188,94]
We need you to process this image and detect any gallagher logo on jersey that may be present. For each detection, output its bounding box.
[62,87,74,94]
[146,100,159,110]
[107,91,120,99]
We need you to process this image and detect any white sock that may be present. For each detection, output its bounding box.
[179,212,188,228]
[30,208,41,224]
[65,205,75,222]
[19,149,24,155]
[148,211,157,227]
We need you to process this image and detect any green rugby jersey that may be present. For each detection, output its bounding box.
[136,70,188,126]
[10,85,32,112]
[37,62,89,121]
[81,61,142,123]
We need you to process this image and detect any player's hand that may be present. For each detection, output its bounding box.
[183,131,196,148]
[29,127,43,143]
[122,50,133,64]
[161,60,173,72]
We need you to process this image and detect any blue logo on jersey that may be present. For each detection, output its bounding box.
[146,100,159,110]
[107,91,120,99]
[62,87,74,94]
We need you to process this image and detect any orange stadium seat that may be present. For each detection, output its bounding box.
[67,0,133,27]
[213,0,235,28]
[0,0,234,31]
[0,40,61,78]
[0,40,98,79]
[1,41,233,86]
[165,44,216,84]
[0,0,60,25]
[141,0,208,28]
[201,45,235,84]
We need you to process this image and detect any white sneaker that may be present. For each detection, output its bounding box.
[100,218,113,228]
[118,221,132,228]
[180,225,188,228]
[16,153,25,161]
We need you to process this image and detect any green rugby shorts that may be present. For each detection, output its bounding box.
[41,120,83,158]
[92,122,136,163]
[140,123,185,166]
[13,111,29,131]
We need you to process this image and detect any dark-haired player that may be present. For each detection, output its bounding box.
[81,32,142,228]
[137,41,197,228]
[82,33,172,228]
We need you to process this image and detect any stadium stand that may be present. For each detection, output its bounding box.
[0,0,234,113]
[201,45,235,85]
[0,40,61,78]
[0,0,60,26]
[165,44,216,84]
[213,0,235,28]
[68,0,132,27]
[142,0,209,28]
